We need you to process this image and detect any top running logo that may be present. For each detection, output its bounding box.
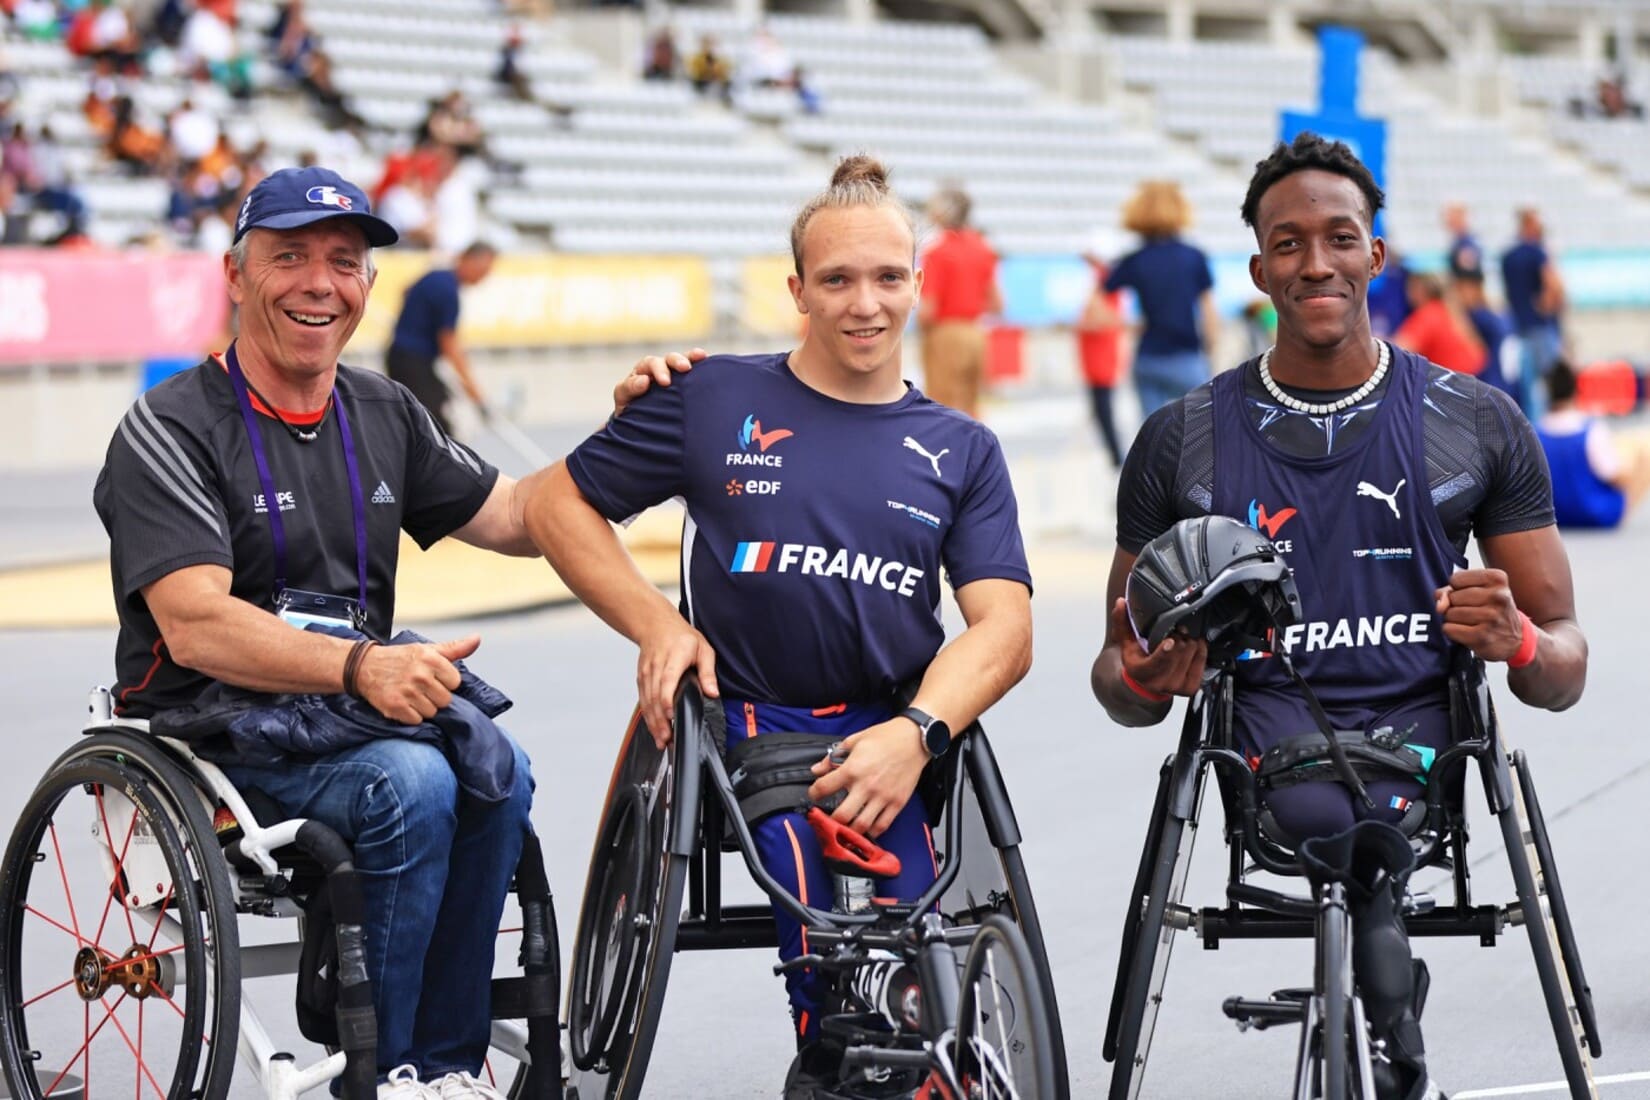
[740,414,793,453]
[305,185,354,210]
[903,436,949,478]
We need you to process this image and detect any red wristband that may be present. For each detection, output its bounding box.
[1122,667,1171,704]
[1508,612,1539,670]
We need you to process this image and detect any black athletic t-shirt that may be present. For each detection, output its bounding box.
[94,357,497,716]
[1116,353,1554,555]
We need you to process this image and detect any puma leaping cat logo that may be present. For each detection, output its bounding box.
[903,436,949,478]
[1356,478,1406,519]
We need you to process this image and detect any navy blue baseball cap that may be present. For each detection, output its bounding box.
[233,166,399,247]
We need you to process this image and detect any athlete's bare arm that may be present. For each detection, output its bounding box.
[522,461,718,746]
[1091,546,1207,726]
[1439,526,1586,711]
[808,576,1032,838]
[142,564,477,724]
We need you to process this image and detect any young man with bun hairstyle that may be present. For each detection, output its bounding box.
[526,156,1034,1096]
[1092,133,1586,1100]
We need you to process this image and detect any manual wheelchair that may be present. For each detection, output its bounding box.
[1102,652,1601,1099]
[562,680,1069,1100]
[0,687,563,1100]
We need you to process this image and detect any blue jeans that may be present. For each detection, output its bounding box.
[1516,324,1562,420]
[223,735,535,1077]
[1133,350,1211,420]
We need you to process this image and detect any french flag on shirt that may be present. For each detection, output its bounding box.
[731,541,777,573]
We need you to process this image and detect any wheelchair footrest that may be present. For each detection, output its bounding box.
[490,972,559,1020]
[1223,995,1307,1031]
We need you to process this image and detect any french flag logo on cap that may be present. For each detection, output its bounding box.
[306,185,354,210]
[731,542,776,573]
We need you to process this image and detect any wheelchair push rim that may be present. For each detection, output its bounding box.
[953,914,1057,1100]
[0,749,240,1100]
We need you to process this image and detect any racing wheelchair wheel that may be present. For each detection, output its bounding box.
[953,913,1057,1100]
[564,712,689,1100]
[0,731,240,1100]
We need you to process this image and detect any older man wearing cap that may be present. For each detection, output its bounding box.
[93,166,694,1096]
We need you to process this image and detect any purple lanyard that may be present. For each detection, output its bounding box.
[225,343,369,610]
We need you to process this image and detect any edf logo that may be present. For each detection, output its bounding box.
[305,185,353,210]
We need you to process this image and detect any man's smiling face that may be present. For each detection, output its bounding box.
[227,221,375,383]
[1249,169,1385,353]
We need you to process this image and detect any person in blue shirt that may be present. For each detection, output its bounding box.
[1453,267,1521,406]
[1537,359,1650,529]
[386,242,497,435]
[1091,180,1218,418]
[1500,207,1567,419]
[523,155,1034,1098]
[1442,202,1481,278]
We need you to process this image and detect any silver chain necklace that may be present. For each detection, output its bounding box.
[1258,340,1390,415]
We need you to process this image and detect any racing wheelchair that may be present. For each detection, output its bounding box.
[562,680,1069,1100]
[0,687,563,1100]
[1103,521,1601,1099]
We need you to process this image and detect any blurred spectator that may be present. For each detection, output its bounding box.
[267,0,318,82]
[742,25,792,89]
[5,122,87,240]
[642,26,677,81]
[1452,268,1520,405]
[1238,299,1276,361]
[420,90,485,159]
[180,4,252,99]
[686,35,732,102]
[1076,229,1126,467]
[13,0,60,41]
[496,24,533,102]
[1571,71,1644,120]
[1501,207,1566,418]
[106,94,169,175]
[0,171,27,244]
[791,65,822,114]
[1536,359,1650,529]
[918,183,999,419]
[1442,202,1481,278]
[151,0,189,48]
[1095,180,1216,419]
[386,241,499,435]
[1366,246,1411,338]
[1393,272,1485,375]
[68,0,142,72]
[303,49,368,134]
[168,95,219,163]
[379,158,441,248]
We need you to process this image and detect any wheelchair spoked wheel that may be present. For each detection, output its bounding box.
[0,732,240,1100]
[1104,758,1203,1100]
[953,914,1057,1100]
[564,714,689,1100]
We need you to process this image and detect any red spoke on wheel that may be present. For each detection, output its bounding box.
[483,1058,497,1088]
[21,975,77,1008]
[144,883,176,952]
[47,823,83,944]
[102,995,165,1100]
[24,905,114,957]
[93,786,141,946]
[45,991,128,1097]
[151,981,212,1047]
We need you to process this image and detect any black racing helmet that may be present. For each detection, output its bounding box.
[1126,515,1303,666]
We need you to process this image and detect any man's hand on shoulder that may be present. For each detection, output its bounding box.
[636,616,719,750]
[1435,568,1525,662]
[807,719,930,839]
[1109,597,1207,699]
[612,348,708,416]
[356,634,479,725]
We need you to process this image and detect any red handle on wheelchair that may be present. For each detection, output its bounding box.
[805,807,902,879]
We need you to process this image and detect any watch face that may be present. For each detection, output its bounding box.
[924,720,951,756]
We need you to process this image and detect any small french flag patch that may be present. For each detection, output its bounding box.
[1389,796,1411,812]
[731,541,776,573]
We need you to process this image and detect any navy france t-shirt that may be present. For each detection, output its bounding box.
[567,353,1033,706]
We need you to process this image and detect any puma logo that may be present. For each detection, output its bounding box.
[902,436,949,478]
[1356,479,1406,519]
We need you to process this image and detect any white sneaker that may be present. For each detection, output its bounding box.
[432,1071,507,1100]
[378,1065,441,1100]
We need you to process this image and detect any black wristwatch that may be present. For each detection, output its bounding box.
[901,706,952,758]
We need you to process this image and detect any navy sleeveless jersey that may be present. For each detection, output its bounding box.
[1211,346,1465,743]
[567,353,1032,706]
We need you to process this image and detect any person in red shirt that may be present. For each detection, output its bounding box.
[1077,231,1127,466]
[918,185,1000,418]
[1393,272,1485,375]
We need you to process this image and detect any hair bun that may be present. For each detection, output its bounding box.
[830,154,890,192]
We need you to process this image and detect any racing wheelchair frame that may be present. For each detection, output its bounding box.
[0,688,562,1100]
[1103,654,1601,1099]
[562,681,1069,1100]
